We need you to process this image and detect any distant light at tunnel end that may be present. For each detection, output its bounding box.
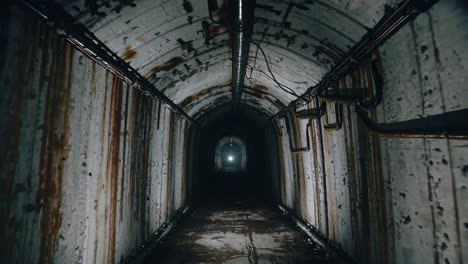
[228,155,234,162]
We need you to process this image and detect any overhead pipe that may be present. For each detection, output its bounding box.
[320,59,380,132]
[321,87,468,139]
[355,108,468,140]
[230,0,256,111]
[295,101,326,119]
[319,62,468,139]
[320,93,468,139]
[290,123,311,154]
[321,59,383,111]
[323,103,343,132]
[22,0,199,125]
[315,104,329,238]
[272,0,439,120]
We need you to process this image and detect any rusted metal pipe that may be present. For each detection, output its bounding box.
[359,60,383,110]
[295,101,326,119]
[324,103,343,132]
[283,113,310,154]
[272,0,439,120]
[291,123,311,154]
[355,108,468,140]
[321,59,383,112]
[22,0,199,125]
[322,89,468,139]
[230,0,256,111]
[314,100,329,238]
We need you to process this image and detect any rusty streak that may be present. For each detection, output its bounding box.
[38,37,74,263]
[145,57,184,79]
[106,76,124,263]
[121,46,138,61]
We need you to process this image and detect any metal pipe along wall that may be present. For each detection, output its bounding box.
[230,0,255,110]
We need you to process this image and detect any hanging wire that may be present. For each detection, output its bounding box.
[250,41,301,98]
[248,26,269,80]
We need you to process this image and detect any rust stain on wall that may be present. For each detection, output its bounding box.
[166,112,176,216]
[128,89,139,227]
[37,37,74,263]
[121,45,138,61]
[316,45,341,62]
[145,57,184,79]
[134,94,153,240]
[209,24,228,37]
[106,76,124,263]
[178,84,229,109]
[244,84,272,99]
[2,7,193,263]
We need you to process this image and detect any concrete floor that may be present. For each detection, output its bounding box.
[143,200,334,264]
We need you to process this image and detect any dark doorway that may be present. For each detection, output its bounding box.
[193,105,277,203]
[144,106,341,264]
[215,136,246,172]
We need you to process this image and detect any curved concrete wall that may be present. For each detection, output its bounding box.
[273,1,468,263]
[0,6,190,263]
[1,1,467,264]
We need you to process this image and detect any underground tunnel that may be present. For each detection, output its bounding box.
[1,0,468,263]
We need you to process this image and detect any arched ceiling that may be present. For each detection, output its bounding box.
[60,0,396,118]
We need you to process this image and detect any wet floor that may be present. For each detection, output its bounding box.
[143,200,337,264]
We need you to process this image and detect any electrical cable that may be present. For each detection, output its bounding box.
[250,41,301,98]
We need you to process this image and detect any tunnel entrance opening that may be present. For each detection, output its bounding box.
[4,0,468,263]
[143,105,333,263]
[191,104,278,204]
[215,136,246,172]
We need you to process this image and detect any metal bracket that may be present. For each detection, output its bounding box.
[358,59,383,111]
[295,101,326,119]
[320,59,383,111]
[291,122,311,154]
[324,102,343,132]
[271,0,439,121]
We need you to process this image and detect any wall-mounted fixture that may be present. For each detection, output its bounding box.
[290,122,311,154]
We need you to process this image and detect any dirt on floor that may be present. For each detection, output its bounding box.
[143,199,336,264]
